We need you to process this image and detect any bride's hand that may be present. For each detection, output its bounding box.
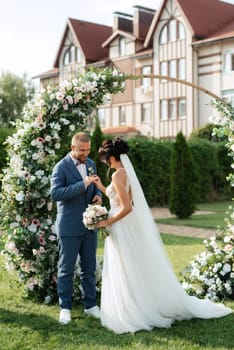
[95,219,108,228]
[90,175,102,187]
[88,175,98,183]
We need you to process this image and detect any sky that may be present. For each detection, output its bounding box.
[0,0,233,81]
[0,0,161,80]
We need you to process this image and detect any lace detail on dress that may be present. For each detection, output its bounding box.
[106,181,130,210]
[106,168,130,210]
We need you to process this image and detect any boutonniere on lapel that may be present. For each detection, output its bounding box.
[88,167,95,176]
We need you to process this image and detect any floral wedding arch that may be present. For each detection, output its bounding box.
[0,69,233,303]
[182,99,234,302]
[0,68,126,302]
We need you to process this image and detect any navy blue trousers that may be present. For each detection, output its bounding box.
[57,231,97,310]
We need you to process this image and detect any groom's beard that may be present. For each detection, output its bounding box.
[77,155,87,164]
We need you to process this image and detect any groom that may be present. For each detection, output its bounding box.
[50,132,102,324]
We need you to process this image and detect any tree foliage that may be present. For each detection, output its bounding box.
[189,123,225,141]
[0,71,35,126]
[90,118,111,208]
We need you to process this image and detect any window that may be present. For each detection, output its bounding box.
[178,58,185,79]
[63,50,70,65]
[160,25,167,44]
[169,60,177,78]
[160,59,186,80]
[119,37,126,57]
[76,47,82,63]
[97,108,105,127]
[169,99,176,119]
[224,52,234,72]
[141,103,151,123]
[160,100,168,120]
[169,19,177,42]
[159,19,185,44]
[141,66,152,88]
[160,98,187,120]
[160,62,167,78]
[70,46,75,63]
[179,98,186,118]
[119,106,126,125]
[178,22,185,40]
[63,45,81,65]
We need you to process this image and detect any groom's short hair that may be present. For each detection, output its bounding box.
[72,132,90,145]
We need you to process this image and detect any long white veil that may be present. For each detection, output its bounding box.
[120,154,173,268]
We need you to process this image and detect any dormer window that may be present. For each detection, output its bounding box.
[64,50,70,65]
[63,46,82,66]
[159,19,185,44]
[169,19,177,42]
[119,37,126,57]
[178,22,185,40]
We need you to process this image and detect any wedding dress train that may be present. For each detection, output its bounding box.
[100,154,232,334]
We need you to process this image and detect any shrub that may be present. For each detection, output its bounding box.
[190,123,225,142]
[182,207,234,301]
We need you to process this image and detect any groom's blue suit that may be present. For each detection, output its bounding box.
[50,153,102,310]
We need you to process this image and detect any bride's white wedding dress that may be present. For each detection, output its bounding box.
[100,155,232,334]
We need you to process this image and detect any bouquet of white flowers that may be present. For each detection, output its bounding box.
[83,204,108,230]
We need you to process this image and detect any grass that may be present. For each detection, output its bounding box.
[156,201,233,229]
[0,202,233,350]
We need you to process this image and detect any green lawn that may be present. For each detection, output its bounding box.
[156,201,233,229]
[0,201,233,350]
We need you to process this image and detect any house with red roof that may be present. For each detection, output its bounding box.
[144,0,234,137]
[36,0,234,138]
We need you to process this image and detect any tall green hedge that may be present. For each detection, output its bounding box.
[214,141,233,199]
[128,137,173,206]
[127,136,231,207]
[188,138,218,202]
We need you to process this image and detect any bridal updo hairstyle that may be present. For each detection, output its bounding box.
[98,138,129,164]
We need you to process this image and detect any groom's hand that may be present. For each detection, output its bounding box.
[83,176,91,188]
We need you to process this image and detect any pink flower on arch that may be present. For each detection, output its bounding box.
[32,219,40,226]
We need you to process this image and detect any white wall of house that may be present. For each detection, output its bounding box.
[152,0,196,138]
[196,43,222,126]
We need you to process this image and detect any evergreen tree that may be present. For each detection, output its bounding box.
[90,117,110,207]
[90,117,103,162]
[169,131,199,218]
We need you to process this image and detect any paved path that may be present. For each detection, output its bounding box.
[150,207,216,239]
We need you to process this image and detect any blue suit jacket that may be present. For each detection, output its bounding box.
[50,154,102,236]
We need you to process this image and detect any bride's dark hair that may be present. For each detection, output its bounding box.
[98,137,129,162]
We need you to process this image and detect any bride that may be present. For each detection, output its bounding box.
[92,138,232,334]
